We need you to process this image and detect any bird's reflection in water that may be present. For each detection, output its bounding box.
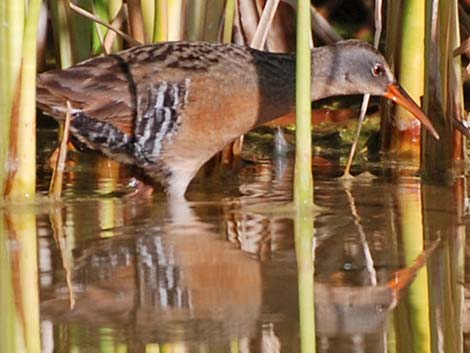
[40,175,435,352]
[41,199,262,346]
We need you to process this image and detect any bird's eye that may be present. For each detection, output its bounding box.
[371,63,384,77]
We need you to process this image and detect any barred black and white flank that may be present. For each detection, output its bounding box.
[37,40,438,199]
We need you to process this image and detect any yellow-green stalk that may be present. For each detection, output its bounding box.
[72,0,93,61]
[294,0,315,348]
[141,0,155,42]
[222,0,235,43]
[91,0,109,54]
[0,0,24,109]
[230,340,239,353]
[294,0,313,207]
[99,327,115,353]
[295,210,316,353]
[394,0,426,158]
[0,0,24,196]
[421,0,460,178]
[161,342,185,352]
[145,343,161,353]
[49,0,74,68]
[167,0,183,41]
[203,0,225,41]
[5,0,42,200]
[108,0,123,51]
[186,0,207,41]
[96,160,121,238]
[154,0,168,42]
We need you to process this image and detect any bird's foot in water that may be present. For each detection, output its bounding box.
[125,177,155,198]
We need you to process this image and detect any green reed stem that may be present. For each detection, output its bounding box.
[167,0,183,40]
[49,0,74,68]
[5,0,41,200]
[222,0,235,43]
[153,0,168,42]
[0,0,24,196]
[203,0,225,41]
[108,0,123,51]
[294,0,313,207]
[396,0,425,157]
[141,0,155,42]
[294,6,316,346]
[187,0,207,41]
[91,0,109,54]
[71,0,93,61]
[400,0,425,104]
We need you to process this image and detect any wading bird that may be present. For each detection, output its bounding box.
[37,40,439,199]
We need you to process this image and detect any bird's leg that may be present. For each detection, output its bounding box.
[164,173,194,201]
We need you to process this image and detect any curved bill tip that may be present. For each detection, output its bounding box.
[384,83,440,140]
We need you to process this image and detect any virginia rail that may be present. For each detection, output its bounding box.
[37,40,439,199]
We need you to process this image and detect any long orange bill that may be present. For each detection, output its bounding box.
[384,83,439,140]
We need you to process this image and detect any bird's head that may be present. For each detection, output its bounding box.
[315,40,439,139]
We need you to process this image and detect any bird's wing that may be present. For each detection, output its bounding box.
[131,72,191,163]
[37,55,135,135]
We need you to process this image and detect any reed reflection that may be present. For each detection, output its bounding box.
[40,199,263,352]
[232,170,447,353]
[35,163,468,353]
[394,181,431,353]
[421,179,466,353]
[1,206,41,353]
[295,208,316,353]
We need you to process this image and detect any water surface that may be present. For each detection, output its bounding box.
[1,127,468,353]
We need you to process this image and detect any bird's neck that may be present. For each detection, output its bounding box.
[252,48,336,127]
[252,52,296,126]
